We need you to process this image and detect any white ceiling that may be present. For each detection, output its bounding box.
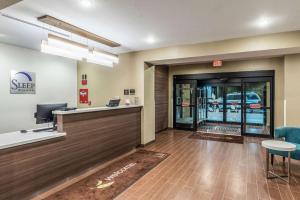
[0,0,300,54]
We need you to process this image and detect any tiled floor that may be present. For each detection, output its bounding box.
[116,129,300,200]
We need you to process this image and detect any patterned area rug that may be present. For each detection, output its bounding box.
[189,132,244,144]
[44,150,169,200]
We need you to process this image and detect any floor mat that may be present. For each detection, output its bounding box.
[44,150,169,200]
[189,132,244,144]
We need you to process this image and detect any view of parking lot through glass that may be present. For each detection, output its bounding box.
[175,78,272,136]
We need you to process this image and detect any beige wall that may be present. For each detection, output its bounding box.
[168,57,285,128]
[77,31,300,144]
[77,53,136,107]
[143,66,155,143]
[284,54,300,126]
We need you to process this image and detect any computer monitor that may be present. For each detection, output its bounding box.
[35,103,67,124]
[106,99,120,107]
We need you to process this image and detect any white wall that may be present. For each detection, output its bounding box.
[0,43,77,133]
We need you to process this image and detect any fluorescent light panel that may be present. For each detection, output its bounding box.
[87,55,114,67]
[48,37,88,55]
[93,50,119,64]
[41,34,118,67]
[41,40,84,61]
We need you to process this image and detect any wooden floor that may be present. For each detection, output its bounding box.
[115,129,300,200]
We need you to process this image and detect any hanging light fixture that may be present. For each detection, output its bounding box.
[41,34,119,67]
[92,49,119,64]
[41,40,84,60]
[86,49,119,67]
[47,34,89,55]
[41,34,88,61]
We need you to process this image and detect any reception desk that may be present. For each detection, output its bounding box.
[0,105,142,200]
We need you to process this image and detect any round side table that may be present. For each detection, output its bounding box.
[262,140,296,183]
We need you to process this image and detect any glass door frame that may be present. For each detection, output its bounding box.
[241,77,274,138]
[224,82,243,127]
[173,70,275,137]
[173,79,197,130]
[198,79,244,126]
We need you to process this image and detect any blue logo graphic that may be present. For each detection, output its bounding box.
[15,72,33,81]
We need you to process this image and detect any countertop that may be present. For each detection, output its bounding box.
[53,105,143,115]
[0,129,66,150]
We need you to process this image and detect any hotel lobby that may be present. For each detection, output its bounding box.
[1,0,300,199]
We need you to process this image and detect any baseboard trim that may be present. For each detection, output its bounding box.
[155,127,173,134]
[139,139,156,147]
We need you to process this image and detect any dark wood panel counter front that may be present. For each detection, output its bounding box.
[0,105,142,200]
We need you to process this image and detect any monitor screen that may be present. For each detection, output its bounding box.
[35,103,67,124]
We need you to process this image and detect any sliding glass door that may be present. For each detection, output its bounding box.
[225,84,242,123]
[173,71,274,137]
[242,78,272,136]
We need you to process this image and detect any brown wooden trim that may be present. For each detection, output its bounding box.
[38,15,121,47]
[0,0,22,10]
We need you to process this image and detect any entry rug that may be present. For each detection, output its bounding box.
[189,132,244,144]
[44,150,169,200]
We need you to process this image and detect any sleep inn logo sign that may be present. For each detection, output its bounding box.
[10,71,36,94]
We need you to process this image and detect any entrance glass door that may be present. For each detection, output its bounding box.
[242,78,272,136]
[225,84,242,123]
[197,83,242,135]
[206,85,224,122]
[174,72,274,137]
[174,80,197,130]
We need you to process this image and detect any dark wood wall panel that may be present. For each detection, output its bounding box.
[0,107,141,200]
[155,66,169,133]
[155,104,169,132]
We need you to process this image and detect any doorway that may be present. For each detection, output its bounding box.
[197,81,243,135]
[174,80,197,129]
[173,71,274,137]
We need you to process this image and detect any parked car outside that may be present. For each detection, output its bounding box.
[207,92,262,113]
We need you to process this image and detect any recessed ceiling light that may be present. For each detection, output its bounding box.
[255,16,273,28]
[146,36,156,44]
[80,0,93,8]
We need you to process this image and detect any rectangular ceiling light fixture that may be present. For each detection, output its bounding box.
[38,15,121,48]
[0,0,23,10]
[41,34,119,67]
[41,34,88,61]
[87,49,119,68]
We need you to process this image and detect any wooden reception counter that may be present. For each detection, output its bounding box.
[0,105,142,200]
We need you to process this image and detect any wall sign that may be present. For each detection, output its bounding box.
[79,88,89,104]
[124,89,129,95]
[213,59,223,67]
[130,89,135,95]
[10,71,36,94]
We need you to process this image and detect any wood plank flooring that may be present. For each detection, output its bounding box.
[115,129,300,200]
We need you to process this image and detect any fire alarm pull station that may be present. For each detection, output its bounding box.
[79,88,89,104]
